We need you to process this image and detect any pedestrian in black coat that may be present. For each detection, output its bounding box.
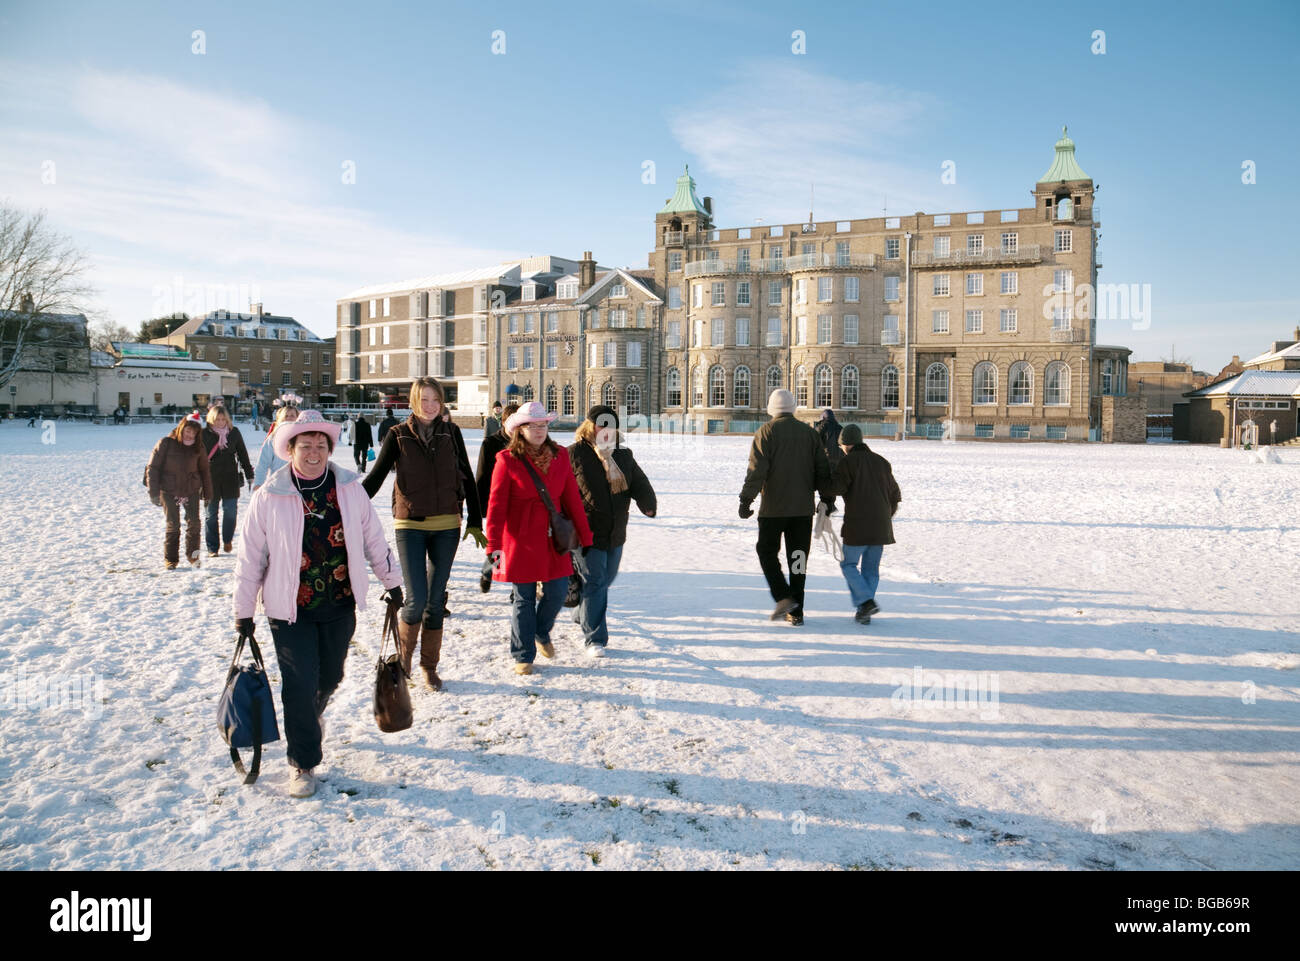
[353,414,373,470]
[815,408,844,471]
[201,406,254,556]
[473,403,519,591]
[378,410,399,445]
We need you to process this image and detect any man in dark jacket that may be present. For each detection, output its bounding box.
[822,423,901,624]
[568,405,657,654]
[474,402,519,591]
[353,414,373,470]
[738,389,832,625]
[378,409,399,445]
[484,401,504,439]
[815,408,844,471]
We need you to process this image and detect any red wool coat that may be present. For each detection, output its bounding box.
[486,445,593,583]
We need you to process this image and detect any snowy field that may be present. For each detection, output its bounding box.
[1,420,1297,871]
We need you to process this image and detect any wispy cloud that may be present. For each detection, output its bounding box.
[0,61,518,333]
[668,62,947,225]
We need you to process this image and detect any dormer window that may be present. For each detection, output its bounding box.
[522,283,537,302]
[611,284,626,298]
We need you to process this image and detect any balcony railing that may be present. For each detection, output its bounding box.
[910,244,1042,268]
[880,329,901,346]
[663,230,684,246]
[1050,326,1085,343]
[683,252,877,278]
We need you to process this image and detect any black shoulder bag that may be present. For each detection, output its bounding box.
[519,455,579,554]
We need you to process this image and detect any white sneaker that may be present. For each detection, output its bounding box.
[585,645,606,659]
[288,767,318,798]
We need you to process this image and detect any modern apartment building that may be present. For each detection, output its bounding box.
[336,257,583,417]
[649,128,1135,440]
[154,305,335,407]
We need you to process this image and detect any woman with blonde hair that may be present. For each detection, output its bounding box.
[485,401,592,674]
[201,404,255,555]
[253,402,299,489]
[364,377,484,691]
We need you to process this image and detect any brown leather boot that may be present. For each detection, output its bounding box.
[419,624,443,691]
[396,619,420,678]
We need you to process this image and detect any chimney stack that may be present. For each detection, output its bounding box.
[578,251,596,293]
[703,196,713,216]
[19,292,34,314]
[251,303,264,318]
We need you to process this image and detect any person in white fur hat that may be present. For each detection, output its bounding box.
[737,388,832,625]
[234,410,403,798]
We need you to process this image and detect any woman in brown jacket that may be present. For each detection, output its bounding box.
[146,413,214,569]
[363,377,485,690]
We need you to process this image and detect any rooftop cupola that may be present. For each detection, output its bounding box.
[1038,125,1090,183]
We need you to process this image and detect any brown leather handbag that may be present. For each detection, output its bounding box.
[373,605,413,733]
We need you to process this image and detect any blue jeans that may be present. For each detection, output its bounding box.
[571,544,623,648]
[205,496,239,553]
[269,609,355,771]
[394,527,459,629]
[509,577,567,663]
[840,545,884,608]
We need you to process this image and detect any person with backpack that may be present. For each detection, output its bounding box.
[234,410,402,798]
[821,423,902,625]
[475,402,519,592]
[485,401,592,674]
[363,377,485,691]
[146,413,213,570]
[201,404,255,556]
[738,389,832,625]
[567,405,657,657]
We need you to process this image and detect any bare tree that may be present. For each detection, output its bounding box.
[88,318,134,353]
[0,203,96,391]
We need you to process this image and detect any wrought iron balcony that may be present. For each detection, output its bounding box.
[910,244,1042,268]
[1049,326,1085,343]
[880,330,901,346]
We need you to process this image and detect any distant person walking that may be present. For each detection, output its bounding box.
[738,389,831,625]
[363,378,485,691]
[484,401,504,439]
[352,413,373,471]
[201,405,254,556]
[815,408,845,471]
[475,402,520,592]
[568,405,657,657]
[485,402,592,674]
[822,424,901,624]
[253,404,299,489]
[234,410,402,798]
[146,413,213,570]
[378,409,399,446]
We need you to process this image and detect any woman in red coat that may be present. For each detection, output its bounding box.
[486,402,593,675]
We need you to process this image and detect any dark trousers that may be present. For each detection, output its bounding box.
[571,544,624,648]
[162,494,202,564]
[205,496,239,552]
[354,445,370,470]
[269,610,355,771]
[756,515,813,611]
[509,577,567,663]
[394,527,458,630]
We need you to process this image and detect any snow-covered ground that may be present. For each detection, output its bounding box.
[1,420,1297,870]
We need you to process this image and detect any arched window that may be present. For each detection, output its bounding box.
[794,365,809,408]
[625,382,641,415]
[973,362,997,405]
[841,365,859,409]
[691,364,704,407]
[814,364,833,408]
[1045,361,1070,406]
[925,363,949,406]
[666,367,682,407]
[881,364,899,410]
[522,383,535,403]
[733,366,751,408]
[563,383,575,417]
[709,365,726,407]
[1009,362,1033,406]
[603,381,617,407]
[546,383,557,412]
[766,366,782,400]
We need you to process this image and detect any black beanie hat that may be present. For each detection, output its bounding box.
[585,404,619,430]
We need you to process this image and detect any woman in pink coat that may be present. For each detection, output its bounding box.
[233,410,403,798]
[485,402,592,675]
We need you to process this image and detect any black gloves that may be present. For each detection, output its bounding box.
[236,617,255,640]
[738,501,754,519]
[819,500,836,515]
[382,586,404,609]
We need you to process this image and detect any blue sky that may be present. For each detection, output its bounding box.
[1,0,1296,369]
